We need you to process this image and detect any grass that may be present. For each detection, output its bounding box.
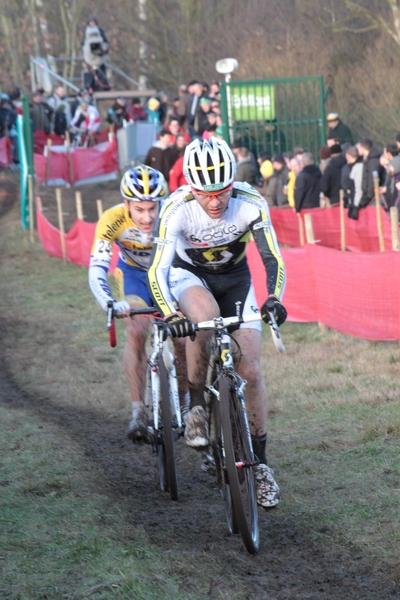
[0,405,194,600]
[2,195,400,596]
[262,323,400,581]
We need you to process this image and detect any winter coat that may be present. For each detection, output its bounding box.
[320,154,346,204]
[294,164,321,212]
[82,24,109,69]
[169,156,187,192]
[327,119,354,144]
[144,141,170,181]
[360,146,383,207]
[265,165,289,207]
[235,156,258,186]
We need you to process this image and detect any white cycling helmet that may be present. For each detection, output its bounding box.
[120,165,167,201]
[183,138,236,193]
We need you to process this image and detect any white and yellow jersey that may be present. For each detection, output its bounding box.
[148,181,286,317]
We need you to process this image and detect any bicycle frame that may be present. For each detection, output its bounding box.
[146,319,182,431]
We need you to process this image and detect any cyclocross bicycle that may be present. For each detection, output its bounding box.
[193,300,285,554]
[107,302,183,501]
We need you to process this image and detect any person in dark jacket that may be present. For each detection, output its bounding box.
[294,152,321,212]
[356,139,384,207]
[144,129,171,181]
[320,144,346,205]
[341,146,364,218]
[265,154,289,206]
[234,146,258,186]
[326,112,354,145]
[380,143,400,210]
[30,90,53,134]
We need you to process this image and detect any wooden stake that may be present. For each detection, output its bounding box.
[390,206,399,251]
[96,199,103,220]
[339,189,346,252]
[45,139,52,186]
[37,195,43,212]
[28,174,34,243]
[75,191,83,220]
[297,212,305,246]
[304,213,315,244]
[373,170,385,252]
[56,188,67,264]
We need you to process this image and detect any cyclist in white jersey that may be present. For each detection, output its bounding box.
[148,138,287,508]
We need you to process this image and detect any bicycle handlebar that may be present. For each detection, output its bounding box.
[106,301,163,347]
[193,312,285,353]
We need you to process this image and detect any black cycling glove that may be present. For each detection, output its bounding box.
[261,297,287,326]
[165,313,195,339]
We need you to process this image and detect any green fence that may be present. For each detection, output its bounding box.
[219,76,326,159]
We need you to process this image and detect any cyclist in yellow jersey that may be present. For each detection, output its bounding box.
[89,165,171,442]
[148,138,287,508]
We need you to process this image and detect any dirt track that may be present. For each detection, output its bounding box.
[1,178,400,599]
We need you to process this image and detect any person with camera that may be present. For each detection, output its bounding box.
[82,15,110,91]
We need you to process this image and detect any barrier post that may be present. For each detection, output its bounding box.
[339,189,346,251]
[96,199,103,220]
[390,206,399,251]
[28,174,34,243]
[297,213,305,246]
[75,191,84,220]
[373,170,385,252]
[45,139,52,185]
[37,196,43,212]
[304,213,315,244]
[56,188,67,264]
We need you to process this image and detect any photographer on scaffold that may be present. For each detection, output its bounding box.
[82,15,110,91]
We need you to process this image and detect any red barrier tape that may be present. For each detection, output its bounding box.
[270,206,393,253]
[0,136,12,167]
[247,242,400,340]
[33,129,110,155]
[36,202,400,340]
[34,138,118,185]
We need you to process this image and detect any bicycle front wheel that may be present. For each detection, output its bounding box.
[219,375,259,554]
[158,353,178,501]
[209,389,237,534]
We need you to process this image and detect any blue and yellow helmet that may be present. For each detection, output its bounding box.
[120,165,167,201]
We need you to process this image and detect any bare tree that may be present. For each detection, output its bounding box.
[59,0,85,81]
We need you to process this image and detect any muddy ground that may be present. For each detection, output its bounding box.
[1,174,400,599]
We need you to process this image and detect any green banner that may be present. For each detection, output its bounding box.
[230,84,275,121]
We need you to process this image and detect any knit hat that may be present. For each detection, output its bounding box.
[326,112,339,122]
[215,126,224,137]
[200,97,211,105]
[330,144,342,155]
[147,97,160,112]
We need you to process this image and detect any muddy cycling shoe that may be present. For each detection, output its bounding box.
[253,464,280,508]
[201,450,216,476]
[127,404,154,444]
[184,405,210,448]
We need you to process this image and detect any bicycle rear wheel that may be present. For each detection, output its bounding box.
[219,375,259,554]
[158,353,178,501]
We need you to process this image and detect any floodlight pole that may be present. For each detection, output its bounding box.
[225,73,234,144]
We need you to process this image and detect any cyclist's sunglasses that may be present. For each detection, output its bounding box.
[191,183,233,197]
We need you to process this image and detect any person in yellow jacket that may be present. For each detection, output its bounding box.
[286,156,302,208]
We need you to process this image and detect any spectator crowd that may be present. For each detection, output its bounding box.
[1,55,399,221]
